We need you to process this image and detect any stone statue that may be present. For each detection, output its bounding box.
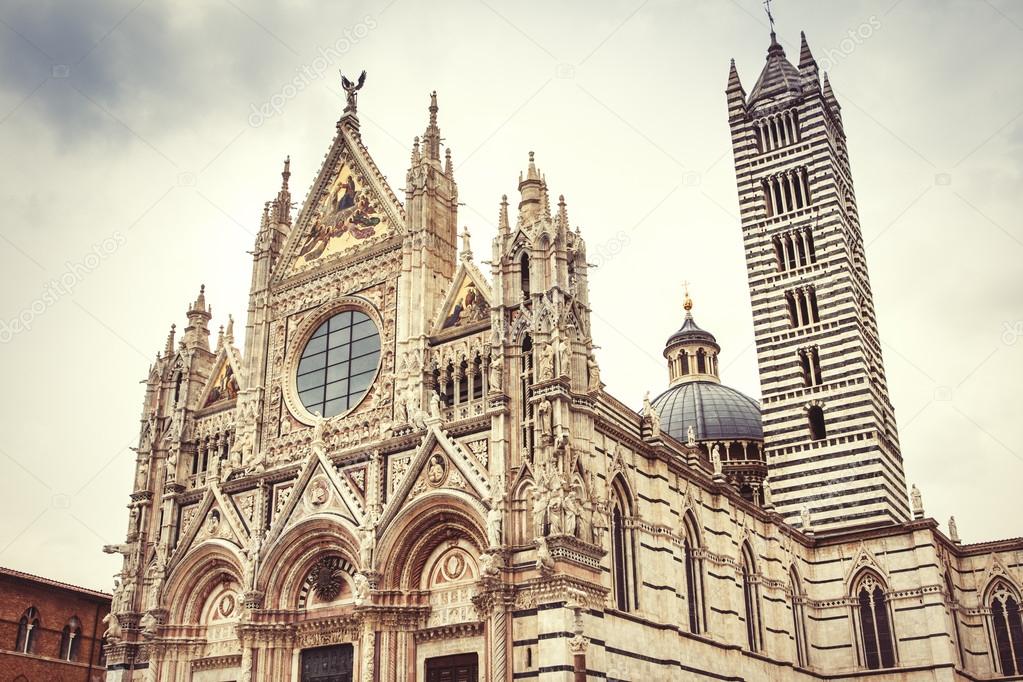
[591,500,608,545]
[489,354,503,392]
[135,459,149,491]
[547,486,564,535]
[102,612,121,642]
[139,611,158,637]
[539,342,555,381]
[800,506,813,533]
[479,551,499,577]
[427,455,445,485]
[311,412,328,455]
[642,391,661,436]
[711,444,723,477]
[205,510,221,537]
[587,351,601,391]
[554,333,570,377]
[563,489,580,538]
[353,572,371,606]
[762,478,774,508]
[429,390,442,419]
[910,484,924,518]
[128,505,140,535]
[165,448,178,482]
[243,532,262,590]
[948,516,960,543]
[208,451,222,480]
[340,70,367,115]
[687,425,696,447]
[358,521,376,570]
[536,536,554,573]
[486,496,504,548]
[531,486,548,539]
[537,398,553,439]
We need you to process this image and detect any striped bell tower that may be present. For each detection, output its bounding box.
[727,29,910,531]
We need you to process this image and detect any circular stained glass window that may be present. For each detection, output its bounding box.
[296,310,381,418]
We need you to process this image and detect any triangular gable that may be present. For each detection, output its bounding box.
[264,451,363,547]
[170,486,246,570]
[844,542,889,586]
[197,345,243,409]
[275,122,406,281]
[379,423,490,531]
[432,261,493,335]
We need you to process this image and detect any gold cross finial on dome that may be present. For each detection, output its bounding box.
[683,281,693,313]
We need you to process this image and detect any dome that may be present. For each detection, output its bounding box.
[652,380,763,442]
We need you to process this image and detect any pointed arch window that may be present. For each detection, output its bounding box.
[59,616,82,661]
[741,543,762,652]
[15,607,40,654]
[988,580,1023,675]
[610,480,635,612]
[790,568,808,666]
[520,252,531,298]
[682,513,704,634]
[854,573,897,670]
[520,335,534,463]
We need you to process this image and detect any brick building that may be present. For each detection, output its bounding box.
[0,565,110,682]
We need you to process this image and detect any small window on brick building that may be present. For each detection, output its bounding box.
[15,607,40,654]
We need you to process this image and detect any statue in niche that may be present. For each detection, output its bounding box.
[563,489,581,538]
[538,342,555,381]
[587,351,601,391]
[591,500,608,545]
[536,398,553,440]
[531,485,549,539]
[358,521,376,570]
[489,353,503,392]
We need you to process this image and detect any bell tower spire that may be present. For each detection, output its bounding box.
[728,29,909,531]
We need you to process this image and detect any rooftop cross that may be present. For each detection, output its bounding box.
[764,0,778,44]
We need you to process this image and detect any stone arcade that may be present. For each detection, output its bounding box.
[105,29,1023,682]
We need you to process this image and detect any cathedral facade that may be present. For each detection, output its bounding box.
[104,29,1023,682]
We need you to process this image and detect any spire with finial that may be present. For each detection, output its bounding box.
[164,324,177,355]
[498,194,510,235]
[183,284,212,351]
[216,324,225,352]
[225,314,234,344]
[273,156,292,225]
[423,91,442,161]
[460,226,473,262]
[683,281,693,316]
[444,148,453,177]
[556,194,569,230]
[410,136,421,165]
[517,152,544,224]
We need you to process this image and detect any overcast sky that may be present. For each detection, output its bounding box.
[0,0,1020,592]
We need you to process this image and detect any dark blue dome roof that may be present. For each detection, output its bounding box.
[665,315,718,348]
[652,381,763,442]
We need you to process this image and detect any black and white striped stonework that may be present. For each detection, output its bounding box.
[727,36,910,532]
